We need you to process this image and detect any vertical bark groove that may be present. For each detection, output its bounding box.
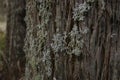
[24,0,120,80]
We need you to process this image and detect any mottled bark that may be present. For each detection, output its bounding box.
[24,0,120,80]
[6,0,26,80]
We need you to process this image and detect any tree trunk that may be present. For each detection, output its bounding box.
[24,0,120,80]
[6,0,26,80]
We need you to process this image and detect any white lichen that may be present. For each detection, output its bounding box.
[71,47,81,56]
[36,0,52,28]
[51,33,66,53]
[50,23,89,56]
[73,2,91,21]
[51,24,89,56]
[24,0,52,79]
[70,1,92,56]
[42,48,52,77]
[101,0,105,10]
[67,24,88,56]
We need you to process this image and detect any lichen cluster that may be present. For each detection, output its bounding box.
[42,48,52,76]
[51,24,89,56]
[36,0,52,27]
[68,0,94,56]
[24,0,95,79]
[73,2,90,21]
[24,0,52,79]
[67,24,89,56]
[51,33,67,53]
[51,1,92,56]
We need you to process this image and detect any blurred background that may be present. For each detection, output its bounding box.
[0,0,6,32]
[0,0,6,77]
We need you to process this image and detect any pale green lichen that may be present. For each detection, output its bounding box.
[67,24,89,56]
[51,33,66,53]
[42,48,52,77]
[70,1,92,56]
[35,0,52,78]
[101,0,105,10]
[34,74,42,80]
[51,0,93,56]
[36,0,52,28]
[51,0,90,55]
[24,0,52,79]
[73,2,91,21]
[51,24,89,56]
[35,0,52,53]
[36,25,47,52]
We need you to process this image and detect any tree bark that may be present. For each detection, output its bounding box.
[6,0,26,80]
[24,0,120,80]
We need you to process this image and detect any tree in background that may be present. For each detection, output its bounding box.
[6,0,26,80]
[24,0,120,80]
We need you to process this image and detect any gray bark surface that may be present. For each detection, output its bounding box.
[24,0,120,80]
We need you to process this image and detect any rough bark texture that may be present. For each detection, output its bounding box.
[24,0,120,80]
[6,0,26,80]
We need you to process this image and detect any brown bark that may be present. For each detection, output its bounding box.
[5,0,26,80]
[24,0,120,80]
